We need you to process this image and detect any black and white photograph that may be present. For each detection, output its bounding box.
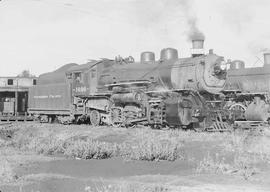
[0,0,270,191]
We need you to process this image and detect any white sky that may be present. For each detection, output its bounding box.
[0,0,270,76]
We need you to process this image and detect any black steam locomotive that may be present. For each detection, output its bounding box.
[28,39,228,129]
[224,53,270,123]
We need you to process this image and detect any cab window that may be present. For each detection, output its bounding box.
[7,79,13,85]
[66,73,72,79]
[74,72,82,82]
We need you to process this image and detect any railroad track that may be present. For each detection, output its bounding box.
[0,119,268,133]
[0,122,12,126]
[0,115,34,122]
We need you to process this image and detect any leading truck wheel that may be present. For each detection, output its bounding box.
[229,103,246,121]
[90,110,101,126]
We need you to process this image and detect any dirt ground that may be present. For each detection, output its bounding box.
[1,122,270,192]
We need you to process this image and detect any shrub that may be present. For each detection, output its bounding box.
[120,138,182,161]
[64,139,119,159]
[196,153,231,174]
[35,136,65,155]
[196,152,258,180]
[233,153,258,180]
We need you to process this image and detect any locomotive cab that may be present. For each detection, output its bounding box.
[67,61,101,97]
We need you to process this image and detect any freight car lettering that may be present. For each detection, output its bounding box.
[33,95,62,99]
[34,95,48,99]
[49,95,61,98]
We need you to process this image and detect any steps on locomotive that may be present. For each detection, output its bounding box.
[205,120,269,132]
[205,121,232,132]
[148,98,166,126]
[233,120,269,130]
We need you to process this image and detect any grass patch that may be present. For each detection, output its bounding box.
[196,152,258,180]
[232,153,259,180]
[6,125,184,161]
[0,157,17,183]
[64,139,119,159]
[224,130,270,163]
[121,138,182,161]
[84,180,170,192]
[196,153,231,174]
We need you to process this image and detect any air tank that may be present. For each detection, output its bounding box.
[140,52,155,63]
[160,48,178,61]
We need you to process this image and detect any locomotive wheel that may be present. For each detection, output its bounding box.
[229,103,246,120]
[90,110,101,126]
[110,106,124,127]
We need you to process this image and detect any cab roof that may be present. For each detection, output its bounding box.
[66,60,99,73]
[38,63,78,85]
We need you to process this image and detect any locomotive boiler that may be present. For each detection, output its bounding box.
[225,53,270,122]
[63,39,228,129]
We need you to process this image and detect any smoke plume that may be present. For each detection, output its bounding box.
[181,0,205,40]
[128,0,205,42]
[165,0,205,40]
[187,16,205,40]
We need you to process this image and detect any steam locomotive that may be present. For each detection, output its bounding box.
[28,39,228,129]
[225,53,270,123]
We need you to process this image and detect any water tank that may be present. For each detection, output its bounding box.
[264,53,270,66]
[160,48,178,61]
[140,52,155,63]
[230,60,245,70]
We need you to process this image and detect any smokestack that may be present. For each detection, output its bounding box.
[192,39,204,49]
[264,53,270,66]
[191,39,204,57]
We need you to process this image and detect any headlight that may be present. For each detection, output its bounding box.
[213,60,227,80]
[220,61,227,70]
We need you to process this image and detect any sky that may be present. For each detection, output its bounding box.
[0,0,270,76]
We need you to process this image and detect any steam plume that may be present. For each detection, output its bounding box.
[180,0,205,41]
[129,0,205,42]
[187,16,205,40]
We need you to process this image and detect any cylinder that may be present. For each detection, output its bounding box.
[192,39,204,49]
[245,97,269,121]
[160,48,178,61]
[140,52,155,63]
[264,53,270,66]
